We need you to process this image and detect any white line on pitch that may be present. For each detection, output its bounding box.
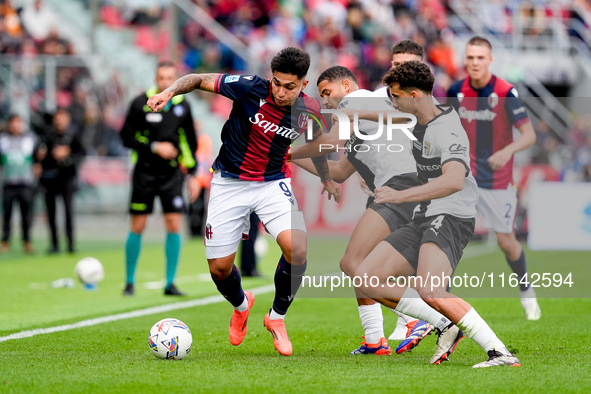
[0,284,275,343]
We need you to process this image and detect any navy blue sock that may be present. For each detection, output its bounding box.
[507,250,529,291]
[272,255,307,316]
[211,265,245,307]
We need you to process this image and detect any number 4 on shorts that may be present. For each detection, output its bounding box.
[431,215,444,229]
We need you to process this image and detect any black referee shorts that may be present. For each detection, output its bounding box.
[129,169,184,215]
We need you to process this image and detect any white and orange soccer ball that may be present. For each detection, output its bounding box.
[149,318,192,360]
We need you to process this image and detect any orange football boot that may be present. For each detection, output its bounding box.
[229,290,255,346]
[264,313,292,356]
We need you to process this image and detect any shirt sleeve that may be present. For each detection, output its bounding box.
[214,74,258,101]
[505,86,529,128]
[430,127,471,176]
[446,83,460,110]
[301,96,327,141]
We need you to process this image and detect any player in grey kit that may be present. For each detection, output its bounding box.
[355,61,521,368]
[291,65,462,363]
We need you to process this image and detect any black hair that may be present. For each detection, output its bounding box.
[270,47,311,79]
[391,39,424,60]
[382,61,434,94]
[317,66,359,86]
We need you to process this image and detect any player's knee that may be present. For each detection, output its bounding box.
[339,256,356,277]
[208,263,233,280]
[497,234,519,256]
[287,241,307,266]
[130,223,145,234]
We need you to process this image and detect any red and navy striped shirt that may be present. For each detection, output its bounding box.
[212,74,322,181]
[447,75,529,189]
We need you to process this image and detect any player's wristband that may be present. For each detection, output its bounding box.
[150,142,158,153]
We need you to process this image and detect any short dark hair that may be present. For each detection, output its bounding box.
[270,47,310,79]
[382,61,434,94]
[317,66,358,86]
[467,36,492,50]
[391,40,424,60]
[157,60,176,69]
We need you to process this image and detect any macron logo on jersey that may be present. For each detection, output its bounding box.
[458,107,497,123]
[248,113,300,140]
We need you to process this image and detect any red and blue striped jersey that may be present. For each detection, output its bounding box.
[447,75,529,189]
[212,74,322,181]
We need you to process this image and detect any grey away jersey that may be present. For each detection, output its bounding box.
[339,89,416,191]
[411,104,478,219]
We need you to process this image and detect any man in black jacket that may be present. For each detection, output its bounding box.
[38,108,86,254]
[120,61,199,296]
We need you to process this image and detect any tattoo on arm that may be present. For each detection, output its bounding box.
[166,73,220,95]
[311,156,331,182]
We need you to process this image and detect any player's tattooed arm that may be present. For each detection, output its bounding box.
[311,156,341,203]
[147,74,221,112]
[167,73,219,95]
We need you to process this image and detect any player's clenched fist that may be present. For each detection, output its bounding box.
[147,91,174,112]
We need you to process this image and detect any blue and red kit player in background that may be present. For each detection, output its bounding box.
[148,47,340,356]
[447,36,540,320]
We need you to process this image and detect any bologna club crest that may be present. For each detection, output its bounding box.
[488,92,499,109]
[205,223,213,240]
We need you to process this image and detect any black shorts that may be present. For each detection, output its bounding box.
[383,214,475,273]
[368,173,420,231]
[129,169,184,214]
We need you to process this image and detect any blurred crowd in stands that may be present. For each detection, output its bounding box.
[1,0,591,182]
[0,0,128,157]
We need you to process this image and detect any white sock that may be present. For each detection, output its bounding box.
[233,294,248,312]
[269,309,285,320]
[395,287,452,331]
[457,308,509,355]
[358,304,384,344]
[520,287,536,298]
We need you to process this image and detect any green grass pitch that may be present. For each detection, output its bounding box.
[0,236,590,393]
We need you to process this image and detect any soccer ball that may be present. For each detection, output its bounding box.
[74,257,104,286]
[148,318,192,360]
[254,236,269,257]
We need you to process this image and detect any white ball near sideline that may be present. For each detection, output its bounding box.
[74,257,104,286]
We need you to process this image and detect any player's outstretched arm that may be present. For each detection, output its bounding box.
[147,73,221,112]
[291,121,343,159]
[375,160,465,204]
[293,155,355,184]
[340,108,408,124]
